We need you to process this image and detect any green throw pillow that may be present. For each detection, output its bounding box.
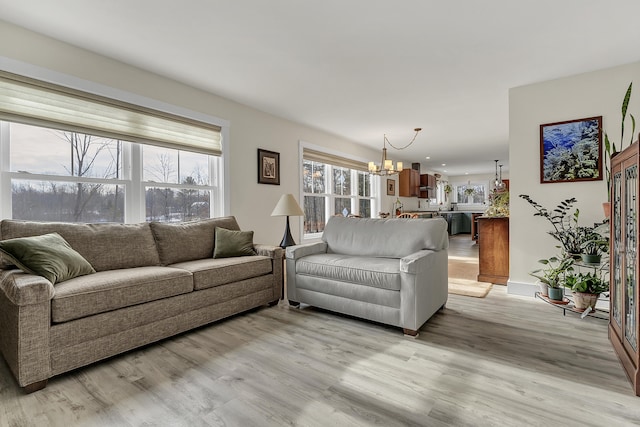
[0,232,96,284]
[213,227,256,258]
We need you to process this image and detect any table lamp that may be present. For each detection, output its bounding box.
[271,194,305,248]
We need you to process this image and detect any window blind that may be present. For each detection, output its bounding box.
[303,148,368,172]
[0,71,222,156]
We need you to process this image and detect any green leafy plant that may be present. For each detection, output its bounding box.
[580,230,609,256]
[604,82,636,199]
[519,195,581,255]
[485,190,509,217]
[529,255,574,289]
[563,271,609,294]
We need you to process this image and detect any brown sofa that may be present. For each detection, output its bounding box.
[0,216,283,392]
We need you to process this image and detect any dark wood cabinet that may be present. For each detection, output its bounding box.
[399,169,419,197]
[477,216,509,285]
[419,174,436,199]
[609,140,640,396]
[471,213,482,242]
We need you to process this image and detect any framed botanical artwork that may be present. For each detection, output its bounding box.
[386,179,395,196]
[539,116,603,183]
[258,149,280,185]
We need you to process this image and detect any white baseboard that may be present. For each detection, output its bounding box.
[507,280,538,297]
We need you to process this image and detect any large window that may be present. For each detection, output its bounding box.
[455,183,486,205]
[302,158,375,237]
[2,121,220,223]
[0,70,224,223]
[143,145,213,222]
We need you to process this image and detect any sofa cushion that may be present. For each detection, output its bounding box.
[321,216,449,258]
[0,220,160,272]
[150,217,241,265]
[52,266,193,323]
[213,228,256,258]
[170,256,272,290]
[0,233,95,284]
[296,254,401,291]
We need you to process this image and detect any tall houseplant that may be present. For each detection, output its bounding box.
[604,82,636,205]
[519,195,581,256]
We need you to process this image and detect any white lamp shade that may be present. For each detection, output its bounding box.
[271,194,304,217]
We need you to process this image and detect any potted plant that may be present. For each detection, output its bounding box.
[443,183,452,202]
[563,270,609,312]
[604,82,635,215]
[464,187,475,203]
[485,190,509,217]
[519,195,582,257]
[579,229,609,264]
[529,255,574,301]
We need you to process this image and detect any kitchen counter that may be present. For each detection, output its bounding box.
[398,211,485,237]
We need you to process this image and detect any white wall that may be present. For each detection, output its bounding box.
[0,21,381,245]
[509,61,640,295]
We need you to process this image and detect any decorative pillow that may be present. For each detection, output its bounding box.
[0,232,96,284]
[213,227,256,259]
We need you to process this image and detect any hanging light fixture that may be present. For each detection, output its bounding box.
[493,159,506,191]
[368,128,422,176]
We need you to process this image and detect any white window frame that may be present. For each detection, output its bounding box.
[454,182,487,207]
[299,141,377,241]
[0,57,229,221]
[1,123,223,222]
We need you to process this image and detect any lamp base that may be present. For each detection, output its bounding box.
[279,216,297,248]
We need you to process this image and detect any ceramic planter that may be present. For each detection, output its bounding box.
[572,292,599,312]
[547,286,564,301]
[581,254,601,264]
[537,280,548,296]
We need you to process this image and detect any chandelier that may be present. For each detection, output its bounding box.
[368,128,422,176]
[493,159,506,191]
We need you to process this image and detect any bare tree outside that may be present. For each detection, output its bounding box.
[145,153,176,220]
[62,132,114,221]
[9,122,213,224]
[10,124,124,222]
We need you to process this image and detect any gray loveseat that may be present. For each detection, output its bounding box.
[286,216,448,336]
[0,216,283,392]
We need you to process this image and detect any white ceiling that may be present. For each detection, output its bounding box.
[2,0,640,176]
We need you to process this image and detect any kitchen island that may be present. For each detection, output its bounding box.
[477,216,509,285]
[397,211,484,238]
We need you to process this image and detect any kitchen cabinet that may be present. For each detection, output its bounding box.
[419,174,436,199]
[443,212,472,235]
[609,140,640,396]
[399,169,419,197]
[477,216,509,285]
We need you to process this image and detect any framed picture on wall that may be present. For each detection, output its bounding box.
[386,179,395,196]
[539,116,603,183]
[258,149,280,185]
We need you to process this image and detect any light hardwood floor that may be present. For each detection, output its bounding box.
[1,237,639,426]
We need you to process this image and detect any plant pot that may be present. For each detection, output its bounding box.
[572,292,599,312]
[602,201,611,219]
[547,286,564,301]
[537,280,548,297]
[581,254,601,264]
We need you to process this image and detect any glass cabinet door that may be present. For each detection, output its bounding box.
[625,163,638,352]
[613,170,623,328]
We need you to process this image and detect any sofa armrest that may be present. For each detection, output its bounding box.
[400,250,436,274]
[0,270,54,306]
[254,244,284,260]
[286,242,327,260]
